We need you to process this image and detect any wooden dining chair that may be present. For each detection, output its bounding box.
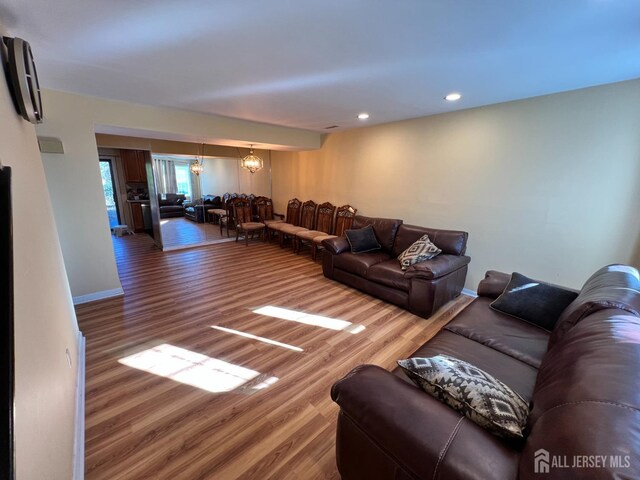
[256,197,284,241]
[219,198,237,237]
[311,205,357,260]
[276,200,317,248]
[294,202,336,254]
[233,198,265,246]
[267,198,302,244]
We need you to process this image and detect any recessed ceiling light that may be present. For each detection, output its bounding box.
[357,113,370,120]
[445,93,462,101]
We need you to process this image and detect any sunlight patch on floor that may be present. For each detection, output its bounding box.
[253,306,365,334]
[212,325,304,352]
[118,343,263,393]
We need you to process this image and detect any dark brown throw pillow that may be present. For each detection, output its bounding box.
[345,225,381,254]
[490,272,578,331]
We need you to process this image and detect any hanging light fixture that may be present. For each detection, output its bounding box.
[190,143,205,176]
[240,145,263,174]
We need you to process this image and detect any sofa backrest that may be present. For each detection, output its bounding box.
[352,215,403,252]
[548,264,640,349]
[158,193,186,206]
[519,308,640,479]
[391,224,468,258]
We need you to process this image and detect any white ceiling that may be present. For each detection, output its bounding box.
[2,0,639,132]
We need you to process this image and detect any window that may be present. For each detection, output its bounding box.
[99,159,120,227]
[174,163,192,199]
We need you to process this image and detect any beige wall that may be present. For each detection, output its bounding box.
[201,154,272,198]
[37,90,322,299]
[0,25,80,480]
[272,79,640,290]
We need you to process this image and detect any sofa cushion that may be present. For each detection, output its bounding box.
[333,251,390,277]
[159,205,184,213]
[445,297,550,369]
[398,355,529,440]
[490,272,578,331]
[392,224,468,258]
[397,234,441,270]
[549,264,640,349]
[345,225,381,253]
[352,215,403,252]
[397,329,539,402]
[366,259,411,292]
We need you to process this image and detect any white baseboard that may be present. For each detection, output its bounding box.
[462,288,478,297]
[73,287,124,305]
[73,332,86,480]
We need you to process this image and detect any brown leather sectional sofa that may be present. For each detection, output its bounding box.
[322,215,470,318]
[331,265,640,480]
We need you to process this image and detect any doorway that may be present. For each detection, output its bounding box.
[99,159,120,228]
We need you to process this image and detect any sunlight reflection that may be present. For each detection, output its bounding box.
[510,282,539,293]
[118,344,261,393]
[607,265,640,281]
[160,220,169,225]
[211,325,303,352]
[253,306,365,334]
[252,376,279,390]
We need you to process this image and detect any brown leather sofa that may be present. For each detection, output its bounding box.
[158,193,186,218]
[331,265,640,480]
[322,215,470,318]
[184,195,223,223]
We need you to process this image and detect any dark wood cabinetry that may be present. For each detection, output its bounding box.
[130,202,145,232]
[121,150,148,183]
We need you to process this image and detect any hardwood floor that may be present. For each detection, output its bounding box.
[161,217,233,250]
[76,234,473,479]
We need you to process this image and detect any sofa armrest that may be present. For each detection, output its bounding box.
[477,270,512,298]
[322,236,350,255]
[404,254,470,280]
[331,365,519,480]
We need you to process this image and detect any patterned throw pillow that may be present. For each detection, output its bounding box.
[397,355,529,440]
[397,234,441,270]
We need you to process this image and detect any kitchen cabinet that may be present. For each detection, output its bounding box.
[122,150,148,183]
[130,202,145,232]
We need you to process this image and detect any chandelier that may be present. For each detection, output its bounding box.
[190,143,205,176]
[241,145,263,174]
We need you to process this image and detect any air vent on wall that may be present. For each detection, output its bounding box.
[324,125,339,130]
[38,137,64,154]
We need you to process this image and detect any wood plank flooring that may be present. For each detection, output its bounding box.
[161,217,233,249]
[75,234,473,479]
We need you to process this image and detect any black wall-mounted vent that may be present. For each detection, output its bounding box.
[324,125,339,130]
